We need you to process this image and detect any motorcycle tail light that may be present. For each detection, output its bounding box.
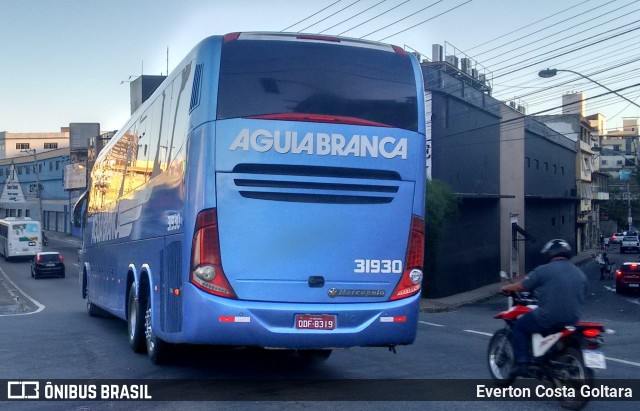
[583,329,600,338]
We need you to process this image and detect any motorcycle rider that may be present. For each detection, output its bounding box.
[499,239,588,377]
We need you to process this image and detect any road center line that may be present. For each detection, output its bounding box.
[419,321,445,327]
[464,329,493,337]
[606,356,640,367]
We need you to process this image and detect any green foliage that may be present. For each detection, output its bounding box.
[424,179,459,277]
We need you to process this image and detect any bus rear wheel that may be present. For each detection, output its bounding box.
[127,284,146,353]
[144,298,170,364]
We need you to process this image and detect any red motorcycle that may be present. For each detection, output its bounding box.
[487,278,608,410]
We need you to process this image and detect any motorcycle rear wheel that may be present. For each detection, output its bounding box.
[487,329,515,387]
[552,347,594,410]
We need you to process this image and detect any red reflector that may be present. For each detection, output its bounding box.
[583,329,600,338]
[380,316,407,323]
[223,32,240,43]
[392,45,408,56]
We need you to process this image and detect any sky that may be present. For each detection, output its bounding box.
[1,0,639,133]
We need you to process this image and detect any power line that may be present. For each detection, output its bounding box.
[281,0,344,32]
[319,0,388,34]
[299,0,362,32]
[359,0,446,39]
[378,0,474,41]
[463,0,594,54]
[338,0,412,36]
[485,2,640,68]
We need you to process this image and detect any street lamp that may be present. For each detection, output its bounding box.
[538,68,640,110]
[20,149,43,223]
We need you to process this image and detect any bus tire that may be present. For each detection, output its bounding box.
[85,274,104,317]
[87,300,103,317]
[127,284,146,353]
[144,297,169,364]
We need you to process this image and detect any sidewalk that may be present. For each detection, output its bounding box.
[1,241,599,314]
[419,248,598,313]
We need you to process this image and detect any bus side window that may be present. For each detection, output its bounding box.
[151,86,173,178]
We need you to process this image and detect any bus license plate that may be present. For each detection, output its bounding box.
[295,314,336,330]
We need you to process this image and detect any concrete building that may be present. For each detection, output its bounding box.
[0,123,100,233]
[535,113,598,251]
[422,55,578,297]
[0,129,70,159]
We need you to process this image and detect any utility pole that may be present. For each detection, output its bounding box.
[21,149,43,224]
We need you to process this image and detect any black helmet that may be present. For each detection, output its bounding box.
[541,239,571,262]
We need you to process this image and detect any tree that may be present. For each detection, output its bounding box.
[423,179,459,294]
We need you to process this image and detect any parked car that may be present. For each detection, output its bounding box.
[611,233,625,244]
[31,252,65,279]
[615,262,640,294]
[620,236,640,253]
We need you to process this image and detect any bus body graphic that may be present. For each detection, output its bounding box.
[79,32,426,362]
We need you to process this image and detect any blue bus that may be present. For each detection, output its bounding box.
[79,32,426,364]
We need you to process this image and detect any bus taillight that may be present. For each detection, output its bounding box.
[190,209,237,299]
[390,215,424,301]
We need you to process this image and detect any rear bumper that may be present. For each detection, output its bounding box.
[34,266,65,277]
[161,286,420,348]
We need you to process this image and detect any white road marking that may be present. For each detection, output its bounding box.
[464,329,493,337]
[464,328,640,368]
[0,266,45,316]
[419,321,445,327]
[605,357,640,367]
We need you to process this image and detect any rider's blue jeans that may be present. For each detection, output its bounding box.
[513,311,546,364]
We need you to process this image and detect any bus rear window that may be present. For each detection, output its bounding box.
[218,39,418,131]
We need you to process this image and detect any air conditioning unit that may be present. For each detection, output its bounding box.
[461,58,472,74]
[445,55,458,69]
[432,44,443,62]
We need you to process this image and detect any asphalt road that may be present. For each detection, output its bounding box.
[0,237,639,410]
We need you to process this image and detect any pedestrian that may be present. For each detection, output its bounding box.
[600,253,611,280]
[604,236,610,251]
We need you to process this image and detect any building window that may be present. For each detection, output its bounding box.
[44,143,58,149]
[544,162,549,171]
[16,143,30,150]
[561,166,565,175]
[534,159,539,170]
[561,216,565,224]
[553,165,557,174]
[49,162,53,171]
[551,217,556,226]
[525,157,530,168]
